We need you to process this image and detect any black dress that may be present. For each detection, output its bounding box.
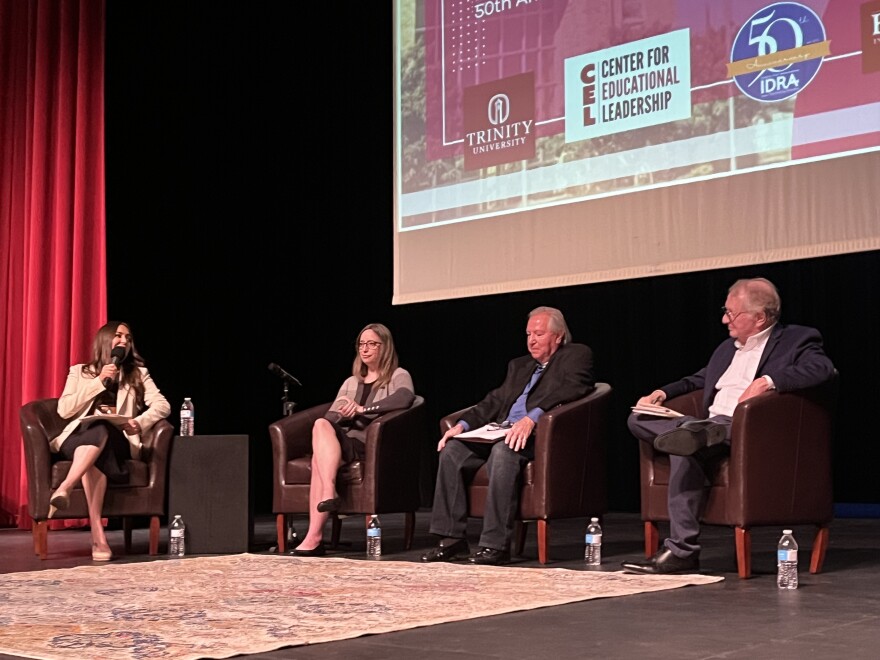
[328,381,373,463]
[58,382,132,483]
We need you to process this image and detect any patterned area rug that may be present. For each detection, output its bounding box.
[0,553,722,660]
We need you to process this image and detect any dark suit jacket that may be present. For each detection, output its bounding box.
[660,323,835,417]
[459,342,596,430]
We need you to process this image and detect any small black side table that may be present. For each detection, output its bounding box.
[168,434,251,554]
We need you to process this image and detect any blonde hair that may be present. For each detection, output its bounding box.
[351,323,399,388]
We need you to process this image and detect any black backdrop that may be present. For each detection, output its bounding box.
[103,2,880,516]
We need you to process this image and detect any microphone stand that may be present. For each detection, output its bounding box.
[279,379,298,551]
[281,381,296,417]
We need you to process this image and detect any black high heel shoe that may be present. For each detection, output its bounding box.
[291,542,326,557]
[316,497,341,513]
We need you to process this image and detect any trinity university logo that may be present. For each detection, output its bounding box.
[728,2,829,102]
[862,0,880,73]
[463,72,535,171]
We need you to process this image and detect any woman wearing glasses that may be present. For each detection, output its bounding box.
[291,322,415,556]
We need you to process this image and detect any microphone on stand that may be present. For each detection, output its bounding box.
[103,346,127,388]
[268,363,302,387]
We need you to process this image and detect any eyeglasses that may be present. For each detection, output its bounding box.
[357,340,382,350]
[487,420,512,431]
[721,307,747,322]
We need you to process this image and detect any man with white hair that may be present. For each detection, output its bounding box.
[422,306,595,566]
[622,278,835,574]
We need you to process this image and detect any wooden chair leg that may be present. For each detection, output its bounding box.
[123,517,133,554]
[148,516,160,555]
[644,521,659,557]
[33,520,48,559]
[810,525,830,574]
[536,520,549,564]
[404,512,415,550]
[735,526,752,578]
[276,514,287,553]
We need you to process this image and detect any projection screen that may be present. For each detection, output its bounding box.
[393,0,880,304]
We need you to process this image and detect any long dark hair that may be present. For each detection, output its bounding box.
[82,321,146,405]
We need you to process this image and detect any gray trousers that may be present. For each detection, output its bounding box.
[627,412,731,558]
[428,438,529,551]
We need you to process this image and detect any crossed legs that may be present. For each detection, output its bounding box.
[627,412,730,559]
[52,442,112,556]
[298,418,343,551]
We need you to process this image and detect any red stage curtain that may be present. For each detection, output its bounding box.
[0,0,107,528]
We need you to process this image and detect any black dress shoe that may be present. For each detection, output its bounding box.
[421,537,469,562]
[654,419,727,456]
[620,547,699,574]
[316,497,341,513]
[290,542,326,557]
[468,547,511,566]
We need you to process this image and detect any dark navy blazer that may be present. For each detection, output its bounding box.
[660,324,835,417]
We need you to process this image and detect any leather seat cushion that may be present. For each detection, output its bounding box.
[284,457,364,485]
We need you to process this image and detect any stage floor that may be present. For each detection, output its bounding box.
[1,511,877,659]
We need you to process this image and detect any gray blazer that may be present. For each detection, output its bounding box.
[324,367,415,445]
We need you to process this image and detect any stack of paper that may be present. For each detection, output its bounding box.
[630,403,684,418]
[453,424,510,442]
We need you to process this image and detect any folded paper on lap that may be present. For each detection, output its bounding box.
[631,404,684,418]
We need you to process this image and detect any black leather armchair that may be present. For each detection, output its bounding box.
[439,383,612,564]
[20,397,174,559]
[269,396,426,553]
[639,373,838,578]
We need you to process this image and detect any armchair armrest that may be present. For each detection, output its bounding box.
[145,419,174,490]
[729,383,835,523]
[363,396,425,505]
[663,389,703,417]
[268,403,332,485]
[20,400,58,520]
[439,407,473,433]
[534,384,610,516]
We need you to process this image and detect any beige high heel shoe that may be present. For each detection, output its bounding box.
[47,489,70,519]
[91,546,113,561]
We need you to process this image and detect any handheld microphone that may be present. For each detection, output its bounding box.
[268,363,302,387]
[103,346,127,388]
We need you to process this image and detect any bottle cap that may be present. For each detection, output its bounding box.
[783,529,792,534]
[590,517,599,522]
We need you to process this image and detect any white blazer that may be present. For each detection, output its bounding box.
[53,364,171,459]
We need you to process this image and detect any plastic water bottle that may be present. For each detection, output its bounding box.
[584,517,602,566]
[180,398,194,436]
[366,514,382,559]
[777,529,798,589]
[169,515,186,557]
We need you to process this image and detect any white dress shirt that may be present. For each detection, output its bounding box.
[708,325,775,418]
